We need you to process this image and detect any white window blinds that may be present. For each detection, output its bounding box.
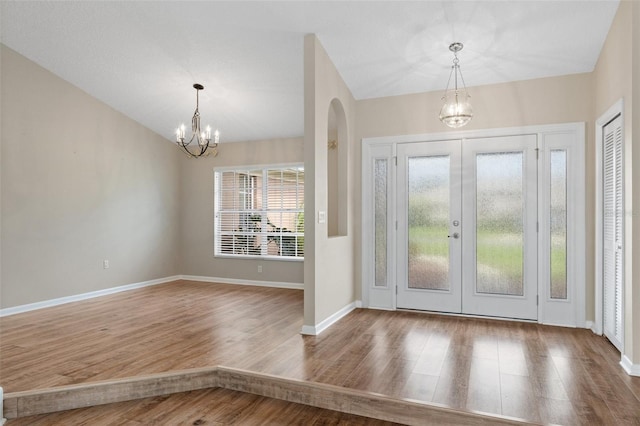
[214,166,304,259]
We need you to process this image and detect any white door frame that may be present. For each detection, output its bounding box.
[594,99,624,339]
[361,123,586,327]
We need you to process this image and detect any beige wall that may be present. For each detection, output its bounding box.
[304,35,357,327]
[357,73,593,139]
[179,137,304,284]
[0,45,182,308]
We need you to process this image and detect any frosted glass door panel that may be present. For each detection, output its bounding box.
[550,150,567,299]
[408,156,450,290]
[475,152,524,296]
[374,159,388,287]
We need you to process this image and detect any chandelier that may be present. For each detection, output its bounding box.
[175,83,220,158]
[439,42,473,128]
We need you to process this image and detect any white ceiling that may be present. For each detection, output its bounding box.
[0,1,620,143]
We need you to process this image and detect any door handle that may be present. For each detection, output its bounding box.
[448,233,460,239]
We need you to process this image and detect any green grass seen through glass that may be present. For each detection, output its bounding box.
[408,225,566,293]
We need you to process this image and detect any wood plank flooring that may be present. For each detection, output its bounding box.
[2,280,640,425]
[3,366,532,424]
[6,387,401,425]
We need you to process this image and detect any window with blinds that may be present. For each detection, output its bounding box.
[214,166,304,259]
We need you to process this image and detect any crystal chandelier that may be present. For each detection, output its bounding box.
[175,83,220,158]
[439,42,473,128]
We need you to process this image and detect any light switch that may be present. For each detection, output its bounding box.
[318,211,326,224]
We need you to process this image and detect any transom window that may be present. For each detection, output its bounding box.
[214,165,304,259]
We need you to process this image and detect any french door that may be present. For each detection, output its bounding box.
[396,135,538,320]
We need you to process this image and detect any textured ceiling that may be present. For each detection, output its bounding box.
[0,1,620,143]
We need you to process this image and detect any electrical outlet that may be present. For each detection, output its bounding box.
[103,259,109,269]
[258,265,263,273]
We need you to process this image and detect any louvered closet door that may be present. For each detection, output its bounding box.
[603,115,624,352]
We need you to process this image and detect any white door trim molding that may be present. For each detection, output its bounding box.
[362,123,582,146]
[594,99,624,337]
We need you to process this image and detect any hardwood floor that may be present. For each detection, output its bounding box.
[3,366,529,425]
[1,280,639,424]
[6,387,401,425]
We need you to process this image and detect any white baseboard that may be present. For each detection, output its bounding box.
[585,320,601,335]
[300,301,357,336]
[355,300,363,308]
[0,275,301,317]
[1,386,4,425]
[300,325,317,335]
[181,275,303,290]
[0,276,181,317]
[366,305,396,311]
[621,355,640,377]
[540,321,577,328]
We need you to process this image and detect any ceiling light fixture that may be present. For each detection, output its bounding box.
[176,83,220,158]
[439,42,473,128]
